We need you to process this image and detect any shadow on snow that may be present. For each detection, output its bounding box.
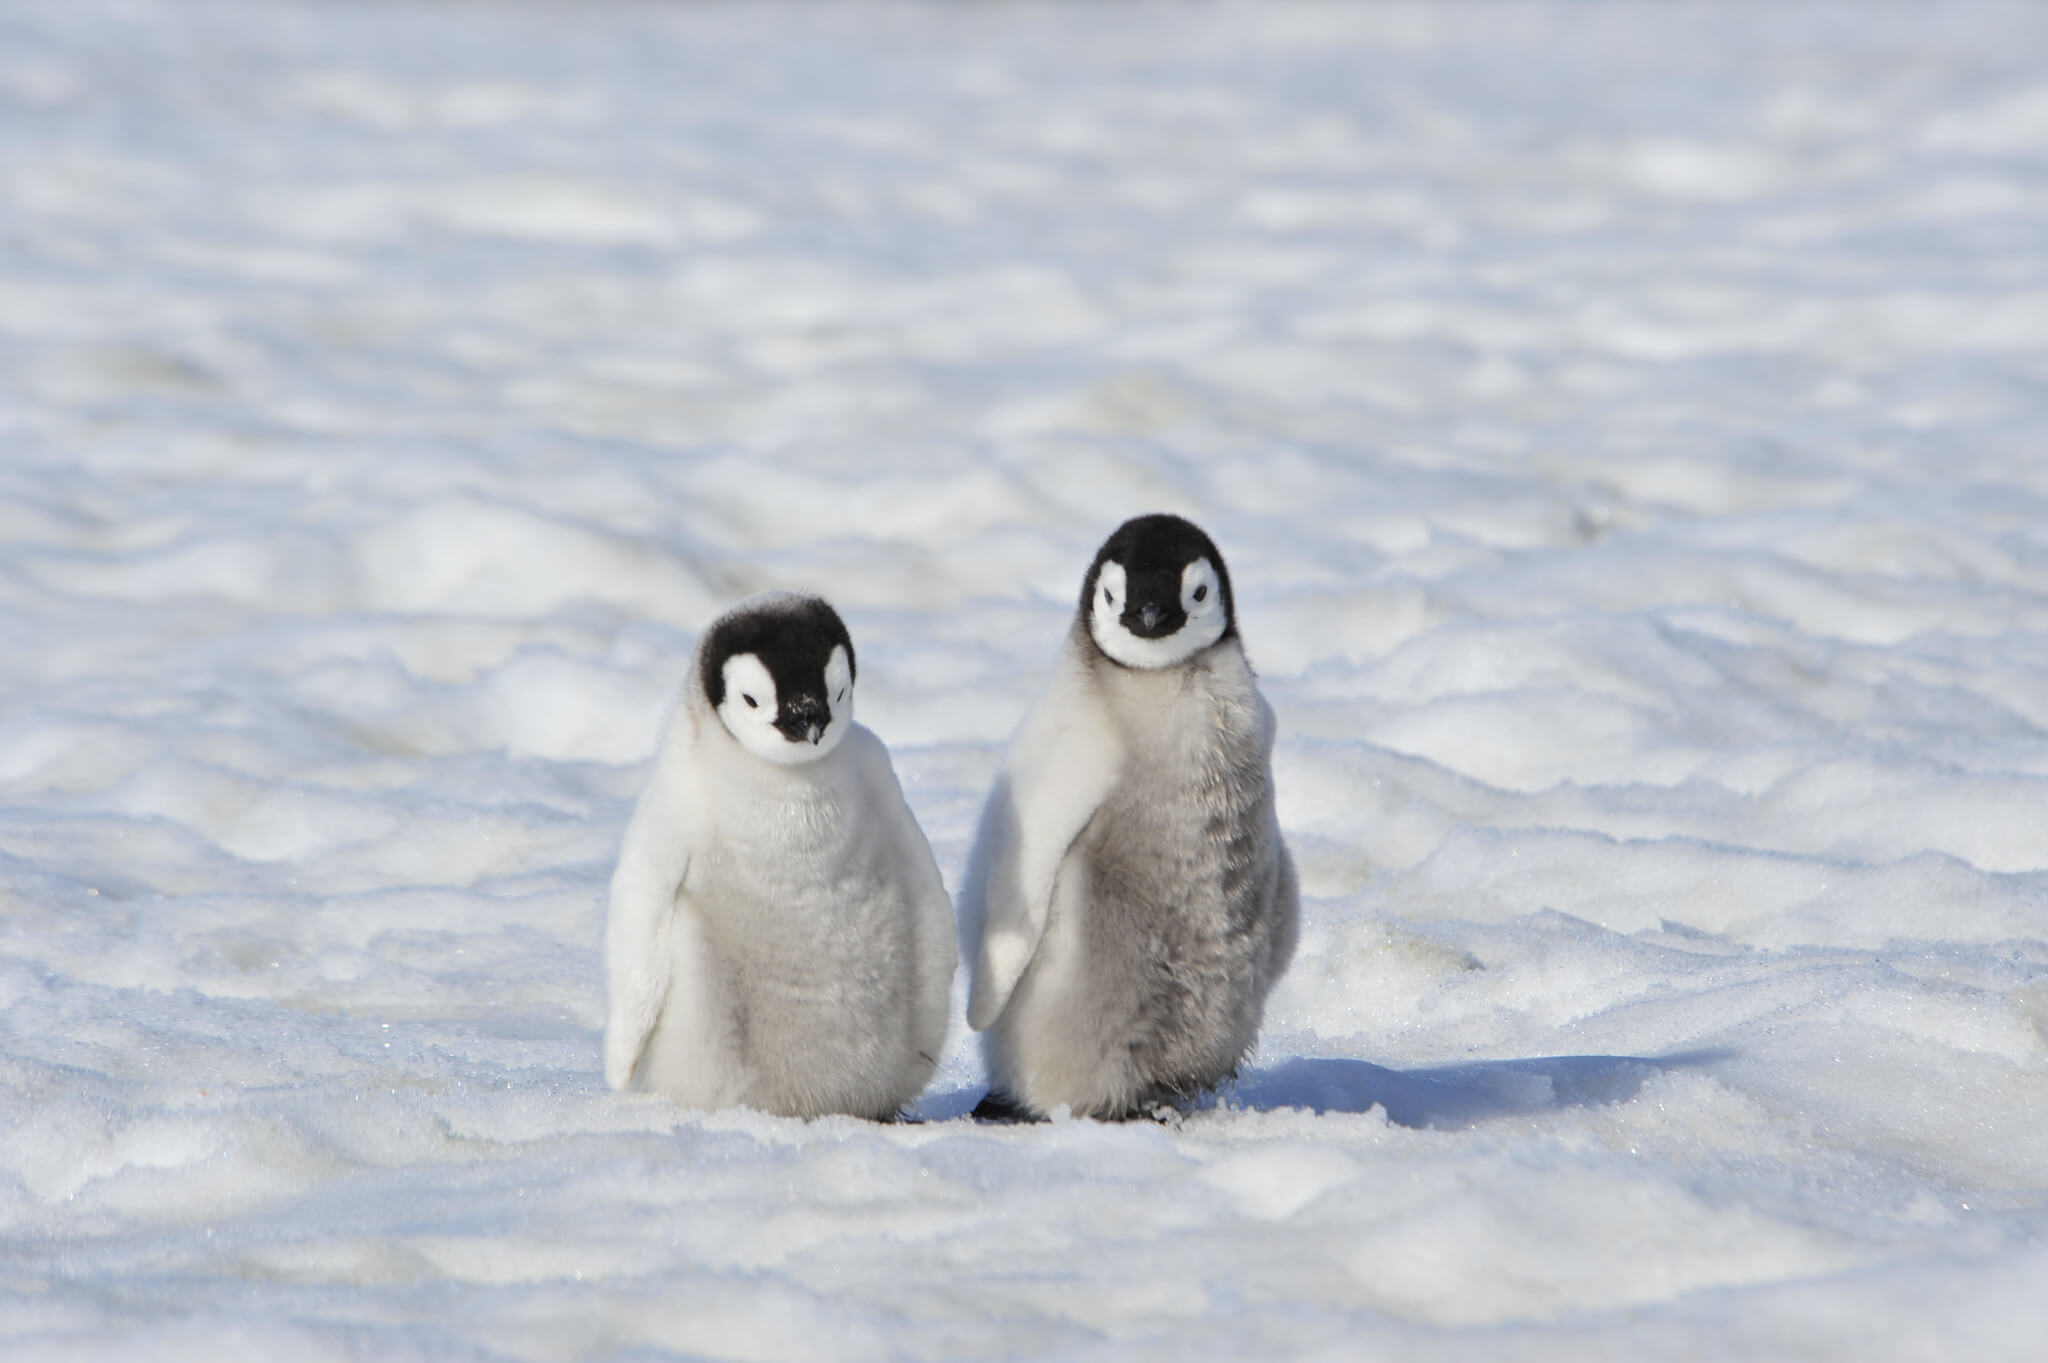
[1224,1049,1734,1129]
[918,1049,1732,1127]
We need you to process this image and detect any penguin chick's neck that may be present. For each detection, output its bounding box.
[1086,626,1251,734]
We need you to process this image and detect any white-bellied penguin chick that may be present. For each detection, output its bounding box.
[961,514,1299,1120]
[604,591,955,1120]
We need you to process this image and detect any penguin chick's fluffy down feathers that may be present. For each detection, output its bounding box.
[604,591,955,1121]
[961,514,1299,1120]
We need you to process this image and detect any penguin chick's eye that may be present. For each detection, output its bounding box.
[1193,585,1208,602]
[1102,586,1114,605]
[742,694,758,709]
[835,688,846,703]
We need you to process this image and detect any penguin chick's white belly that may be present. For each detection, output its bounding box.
[643,780,926,1120]
[989,659,1297,1118]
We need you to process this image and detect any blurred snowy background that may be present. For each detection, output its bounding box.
[4,1,2048,1358]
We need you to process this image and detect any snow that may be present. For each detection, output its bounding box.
[5,0,2048,1357]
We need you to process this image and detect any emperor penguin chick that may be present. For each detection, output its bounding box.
[961,514,1299,1120]
[604,592,955,1120]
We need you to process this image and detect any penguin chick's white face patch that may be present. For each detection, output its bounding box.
[716,644,853,765]
[1090,556,1228,669]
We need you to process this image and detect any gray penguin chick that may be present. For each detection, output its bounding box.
[604,591,955,1120]
[960,514,1299,1120]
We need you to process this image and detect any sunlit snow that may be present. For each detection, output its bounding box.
[4,1,2048,1358]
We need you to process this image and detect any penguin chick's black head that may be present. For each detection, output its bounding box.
[700,594,856,743]
[1080,512,1236,649]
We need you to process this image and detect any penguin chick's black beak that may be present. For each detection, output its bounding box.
[775,698,828,745]
[1123,602,1185,639]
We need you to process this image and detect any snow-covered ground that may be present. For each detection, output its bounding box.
[5,0,2048,1357]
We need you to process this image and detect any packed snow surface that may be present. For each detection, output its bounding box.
[5,0,2048,1357]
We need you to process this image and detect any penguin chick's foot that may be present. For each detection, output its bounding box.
[970,1090,1046,1124]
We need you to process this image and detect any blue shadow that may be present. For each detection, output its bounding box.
[1226,1049,1733,1129]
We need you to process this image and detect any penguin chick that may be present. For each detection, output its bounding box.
[604,591,955,1120]
[960,514,1299,1120]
